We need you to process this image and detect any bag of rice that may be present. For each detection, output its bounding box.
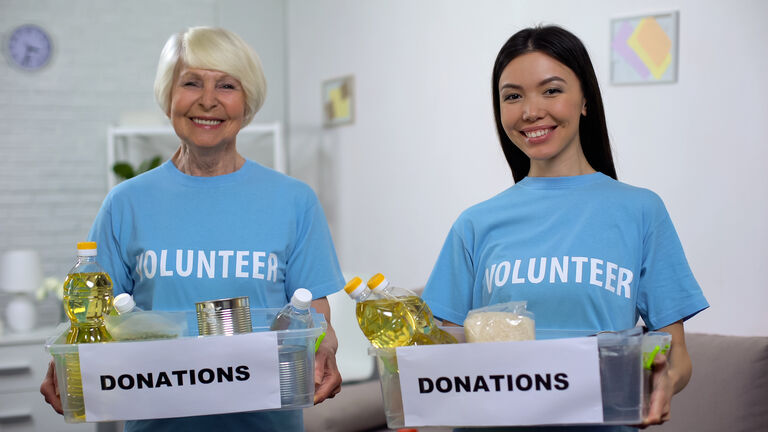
[463,301,535,343]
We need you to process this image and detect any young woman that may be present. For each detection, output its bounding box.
[422,25,708,430]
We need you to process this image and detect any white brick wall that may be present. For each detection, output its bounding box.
[0,0,286,279]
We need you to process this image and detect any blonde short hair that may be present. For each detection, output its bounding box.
[153,27,267,127]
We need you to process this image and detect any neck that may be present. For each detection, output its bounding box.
[528,141,596,178]
[528,158,596,178]
[171,143,245,177]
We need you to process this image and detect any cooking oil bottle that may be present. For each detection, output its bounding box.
[62,241,114,421]
[367,273,457,345]
[345,277,420,348]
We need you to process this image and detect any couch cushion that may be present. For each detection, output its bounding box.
[655,333,768,432]
[303,379,386,432]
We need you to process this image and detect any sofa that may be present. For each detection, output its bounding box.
[654,332,768,432]
[304,332,768,432]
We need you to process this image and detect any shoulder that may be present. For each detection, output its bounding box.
[447,186,518,240]
[594,178,673,233]
[245,161,320,205]
[457,185,520,223]
[600,177,668,213]
[108,160,173,196]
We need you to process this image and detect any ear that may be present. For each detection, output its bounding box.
[581,100,587,117]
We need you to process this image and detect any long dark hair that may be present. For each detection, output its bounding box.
[492,25,616,183]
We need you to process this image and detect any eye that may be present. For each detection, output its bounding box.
[182,81,199,87]
[544,88,563,96]
[502,93,521,102]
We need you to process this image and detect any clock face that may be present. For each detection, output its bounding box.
[8,24,53,70]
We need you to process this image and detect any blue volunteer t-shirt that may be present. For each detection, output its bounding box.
[423,172,708,332]
[88,159,345,432]
[423,173,708,432]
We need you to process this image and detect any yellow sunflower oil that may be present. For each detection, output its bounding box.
[62,242,113,421]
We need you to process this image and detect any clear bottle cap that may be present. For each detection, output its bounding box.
[291,288,313,310]
[113,293,136,314]
[76,241,97,257]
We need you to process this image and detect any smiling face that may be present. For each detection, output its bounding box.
[498,51,591,176]
[169,65,246,150]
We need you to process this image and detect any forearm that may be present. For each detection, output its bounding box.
[311,298,338,353]
[659,320,692,394]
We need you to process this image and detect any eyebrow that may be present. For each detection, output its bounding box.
[499,76,567,91]
[178,71,200,80]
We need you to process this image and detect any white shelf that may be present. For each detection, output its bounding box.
[106,122,285,188]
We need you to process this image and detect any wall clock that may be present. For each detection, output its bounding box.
[7,24,53,71]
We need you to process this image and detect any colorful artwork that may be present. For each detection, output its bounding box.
[611,12,678,84]
[322,75,355,127]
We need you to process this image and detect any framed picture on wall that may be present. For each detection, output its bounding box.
[322,75,355,127]
[610,11,679,84]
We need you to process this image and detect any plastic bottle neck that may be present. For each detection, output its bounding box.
[77,255,97,263]
[290,304,310,314]
[354,288,374,302]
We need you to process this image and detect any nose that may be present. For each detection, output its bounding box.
[522,100,543,122]
[198,86,218,110]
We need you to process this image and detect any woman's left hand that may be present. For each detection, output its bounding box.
[640,353,673,427]
[313,340,342,404]
[310,297,342,404]
[638,320,692,428]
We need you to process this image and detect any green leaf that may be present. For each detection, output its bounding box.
[112,162,135,180]
[138,155,163,174]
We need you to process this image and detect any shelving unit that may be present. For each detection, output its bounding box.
[0,326,99,431]
[106,122,285,188]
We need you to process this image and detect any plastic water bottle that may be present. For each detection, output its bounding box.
[270,288,314,331]
[270,288,314,407]
[113,293,142,314]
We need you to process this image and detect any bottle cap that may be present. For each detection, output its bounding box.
[344,277,362,294]
[113,293,136,314]
[344,277,368,298]
[76,242,97,256]
[291,288,313,310]
[367,273,389,292]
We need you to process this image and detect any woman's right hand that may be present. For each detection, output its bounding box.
[40,359,63,415]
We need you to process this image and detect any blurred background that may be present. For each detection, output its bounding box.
[1,0,765,337]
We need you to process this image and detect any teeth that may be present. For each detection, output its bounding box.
[525,129,551,138]
[192,118,222,126]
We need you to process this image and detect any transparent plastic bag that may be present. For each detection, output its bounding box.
[104,310,188,341]
[463,301,535,343]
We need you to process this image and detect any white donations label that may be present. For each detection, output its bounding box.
[78,332,280,421]
[397,337,602,427]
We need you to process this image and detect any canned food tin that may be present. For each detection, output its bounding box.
[195,297,252,335]
[278,344,310,406]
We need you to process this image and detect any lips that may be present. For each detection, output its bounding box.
[520,126,556,144]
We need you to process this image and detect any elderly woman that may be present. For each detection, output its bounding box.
[40,27,344,431]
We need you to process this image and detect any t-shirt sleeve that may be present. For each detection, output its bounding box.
[284,191,344,301]
[422,223,475,325]
[636,196,709,330]
[87,192,133,296]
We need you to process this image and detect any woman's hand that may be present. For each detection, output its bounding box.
[639,320,692,428]
[313,339,342,403]
[641,353,673,427]
[310,298,342,404]
[40,359,63,415]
